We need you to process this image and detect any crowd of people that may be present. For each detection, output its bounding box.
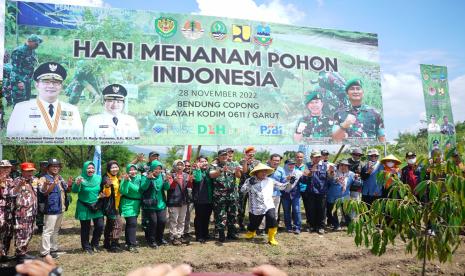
[0,146,463,264]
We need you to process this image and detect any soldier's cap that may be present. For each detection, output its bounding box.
[345,78,363,92]
[321,149,329,156]
[218,149,228,156]
[367,149,380,156]
[380,154,401,165]
[0,160,12,167]
[149,151,159,157]
[304,90,322,105]
[27,34,43,44]
[351,147,363,155]
[286,159,296,165]
[47,158,62,167]
[405,151,416,158]
[8,160,18,165]
[33,62,67,82]
[225,147,235,153]
[250,163,274,177]
[103,84,127,100]
[21,162,36,171]
[244,146,256,154]
[430,114,436,119]
[39,160,49,166]
[433,139,440,145]
[172,159,184,168]
[311,151,321,158]
[338,159,350,166]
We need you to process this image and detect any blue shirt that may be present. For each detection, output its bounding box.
[361,162,383,196]
[270,166,286,196]
[327,171,359,203]
[300,162,331,195]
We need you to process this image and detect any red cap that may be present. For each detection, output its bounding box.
[20,162,36,171]
[244,146,256,154]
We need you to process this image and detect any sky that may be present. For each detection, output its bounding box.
[4,0,465,144]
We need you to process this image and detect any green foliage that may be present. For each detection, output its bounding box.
[164,146,183,169]
[339,155,465,275]
[5,1,18,35]
[254,150,271,163]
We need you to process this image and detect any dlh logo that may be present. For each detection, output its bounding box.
[198,125,226,135]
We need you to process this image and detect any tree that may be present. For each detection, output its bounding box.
[164,146,183,169]
[254,150,271,163]
[340,153,465,275]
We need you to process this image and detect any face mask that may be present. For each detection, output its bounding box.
[407,158,416,165]
[386,161,394,168]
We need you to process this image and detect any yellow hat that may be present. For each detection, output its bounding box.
[250,163,275,177]
[380,154,401,164]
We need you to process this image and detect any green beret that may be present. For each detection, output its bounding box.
[27,34,43,44]
[345,78,363,92]
[304,91,322,104]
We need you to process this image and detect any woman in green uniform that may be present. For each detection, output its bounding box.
[72,161,104,254]
[119,164,142,252]
[140,160,170,248]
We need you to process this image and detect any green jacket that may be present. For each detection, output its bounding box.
[119,164,143,217]
[72,161,103,220]
[140,161,170,211]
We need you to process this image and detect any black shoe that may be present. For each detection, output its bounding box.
[91,246,101,253]
[148,242,158,249]
[218,231,226,242]
[50,252,59,259]
[227,233,239,240]
[239,225,246,232]
[127,246,139,253]
[157,239,168,246]
[84,248,94,255]
[198,238,206,243]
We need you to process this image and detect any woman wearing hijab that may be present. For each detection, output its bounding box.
[72,161,104,254]
[101,160,123,252]
[119,164,143,252]
[140,160,171,248]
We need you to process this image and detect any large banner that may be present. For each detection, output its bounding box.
[420,64,456,153]
[1,1,383,145]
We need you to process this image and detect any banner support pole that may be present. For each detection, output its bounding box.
[332,144,345,163]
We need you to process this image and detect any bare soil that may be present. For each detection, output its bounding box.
[4,218,465,275]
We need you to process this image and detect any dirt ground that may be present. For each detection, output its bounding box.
[2,218,465,276]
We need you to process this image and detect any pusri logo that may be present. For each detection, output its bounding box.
[152,124,167,134]
[260,125,283,135]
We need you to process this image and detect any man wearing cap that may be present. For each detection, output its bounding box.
[281,159,303,234]
[321,150,330,163]
[298,151,334,234]
[332,78,385,142]
[130,152,159,174]
[10,163,39,263]
[427,114,440,133]
[238,146,259,232]
[9,34,42,104]
[209,149,242,242]
[84,84,140,139]
[360,148,383,205]
[39,158,71,258]
[226,148,235,163]
[401,152,423,192]
[7,62,83,138]
[348,147,364,200]
[294,90,333,143]
[0,160,15,261]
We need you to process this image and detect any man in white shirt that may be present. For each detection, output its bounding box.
[6,62,83,138]
[84,84,140,139]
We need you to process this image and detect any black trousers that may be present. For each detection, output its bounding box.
[362,195,381,207]
[80,217,104,250]
[194,203,213,240]
[307,193,326,230]
[247,209,277,231]
[144,209,167,244]
[326,202,351,228]
[124,216,138,247]
[301,192,311,228]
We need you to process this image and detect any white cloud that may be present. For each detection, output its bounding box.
[194,0,305,24]
[11,0,107,7]
[449,74,465,123]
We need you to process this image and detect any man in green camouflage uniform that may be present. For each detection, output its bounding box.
[2,50,14,106]
[237,146,260,232]
[294,91,333,143]
[65,60,101,105]
[209,150,242,242]
[311,71,349,113]
[332,78,385,143]
[9,34,42,105]
[1,160,14,262]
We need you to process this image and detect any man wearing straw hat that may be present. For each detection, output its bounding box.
[241,163,292,245]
